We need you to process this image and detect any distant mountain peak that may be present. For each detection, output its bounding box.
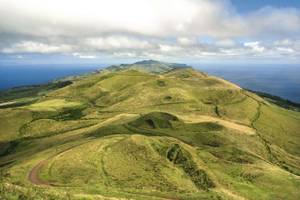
[104,60,189,74]
[133,60,161,65]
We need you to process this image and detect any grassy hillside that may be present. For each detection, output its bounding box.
[0,61,299,200]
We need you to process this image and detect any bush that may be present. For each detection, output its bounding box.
[166,144,214,190]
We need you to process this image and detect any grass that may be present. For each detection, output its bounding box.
[166,143,214,190]
[248,89,300,112]
[0,61,299,200]
[17,135,221,199]
[0,108,32,141]
[19,119,98,138]
[0,80,72,102]
[25,99,83,112]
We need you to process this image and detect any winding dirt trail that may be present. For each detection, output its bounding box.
[28,140,95,186]
[28,159,51,186]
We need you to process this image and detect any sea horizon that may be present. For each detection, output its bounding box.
[1,63,300,103]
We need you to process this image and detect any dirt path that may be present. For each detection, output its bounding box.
[28,139,95,186]
[28,159,51,186]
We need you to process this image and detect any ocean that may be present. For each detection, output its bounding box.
[194,64,300,103]
[0,63,299,103]
[0,64,105,89]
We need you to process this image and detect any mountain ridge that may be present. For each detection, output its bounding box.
[101,59,190,74]
[0,60,299,200]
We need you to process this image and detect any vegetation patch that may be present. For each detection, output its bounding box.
[240,170,263,183]
[248,89,300,111]
[25,99,83,112]
[0,140,19,157]
[0,109,32,141]
[37,135,201,194]
[0,98,38,109]
[157,80,166,87]
[52,107,85,121]
[166,144,214,190]
[185,122,224,132]
[164,96,172,101]
[203,78,223,86]
[0,80,72,102]
[210,146,254,164]
[19,119,96,138]
[128,112,179,129]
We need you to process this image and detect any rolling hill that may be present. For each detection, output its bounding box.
[0,60,299,200]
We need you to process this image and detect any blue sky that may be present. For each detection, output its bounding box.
[0,0,299,64]
[232,0,300,12]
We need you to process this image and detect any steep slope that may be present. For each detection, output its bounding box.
[0,61,299,200]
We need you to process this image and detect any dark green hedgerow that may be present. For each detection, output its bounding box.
[166,144,214,190]
[0,81,73,102]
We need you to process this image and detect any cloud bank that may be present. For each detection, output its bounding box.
[0,0,299,61]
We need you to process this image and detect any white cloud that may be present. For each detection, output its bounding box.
[0,0,299,38]
[0,0,299,61]
[2,41,73,53]
[73,53,97,59]
[84,36,154,50]
[274,39,300,52]
[276,47,294,53]
[159,44,182,52]
[247,7,300,36]
[215,39,236,47]
[113,52,137,58]
[177,37,197,46]
[274,39,292,46]
[244,41,265,53]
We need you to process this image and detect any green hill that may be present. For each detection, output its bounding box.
[102,59,189,74]
[0,61,299,200]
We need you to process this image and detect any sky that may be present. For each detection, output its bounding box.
[0,0,299,64]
